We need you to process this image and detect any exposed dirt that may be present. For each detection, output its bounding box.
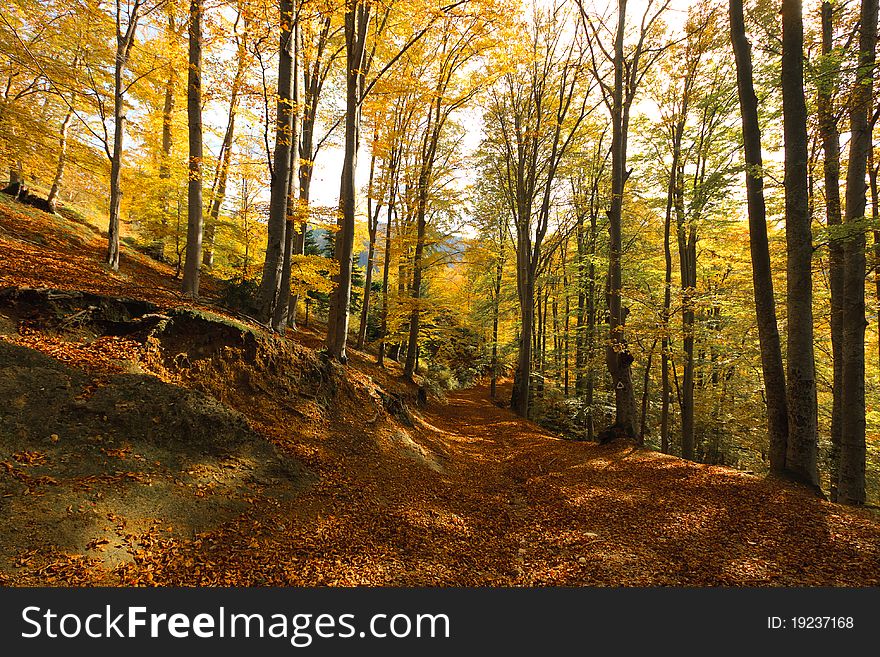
[0,337,312,576]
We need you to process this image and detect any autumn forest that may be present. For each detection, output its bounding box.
[1,0,879,588]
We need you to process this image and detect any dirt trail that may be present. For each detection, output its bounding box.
[409,387,880,586]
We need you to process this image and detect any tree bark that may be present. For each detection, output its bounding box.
[326,0,370,362]
[818,1,843,501]
[729,0,789,474]
[181,0,204,298]
[203,13,247,271]
[839,0,878,505]
[604,0,638,436]
[274,5,301,332]
[639,339,656,445]
[377,169,397,367]
[675,162,697,461]
[781,0,819,487]
[47,107,74,214]
[106,0,143,272]
[357,142,382,350]
[258,0,295,326]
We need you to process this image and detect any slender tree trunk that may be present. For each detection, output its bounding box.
[639,339,656,445]
[729,0,789,473]
[818,1,843,501]
[107,50,126,271]
[377,181,396,367]
[258,0,294,326]
[575,213,587,398]
[357,144,381,349]
[563,256,570,396]
[106,1,142,272]
[326,1,369,362]
[204,19,246,271]
[660,136,675,455]
[490,248,502,399]
[47,108,74,214]
[156,58,175,260]
[585,208,597,442]
[181,0,204,298]
[839,0,878,505]
[404,193,428,379]
[405,104,444,379]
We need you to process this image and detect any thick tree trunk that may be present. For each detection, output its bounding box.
[274,10,301,333]
[818,1,843,501]
[839,0,878,505]
[781,0,819,487]
[258,0,294,326]
[181,0,204,299]
[604,0,637,436]
[871,156,880,370]
[729,0,790,473]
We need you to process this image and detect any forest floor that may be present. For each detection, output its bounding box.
[1,194,879,586]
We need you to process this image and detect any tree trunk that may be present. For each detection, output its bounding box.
[781,0,819,487]
[839,0,878,505]
[357,145,381,350]
[871,155,880,371]
[639,340,656,445]
[46,108,74,214]
[675,162,697,461]
[818,1,843,501]
[274,6,300,332]
[377,180,396,367]
[326,1,369,362]
[605,0,638,437]
[258,0,294,326]
[181,0,204,299]
[107,48,126,271]
[156,58,175,261]
[729,0,789,473]
[511,274,535,417]
[490,245,502,399]
[204,20,246,271]
[660,130,676,455]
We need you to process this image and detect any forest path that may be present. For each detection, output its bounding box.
[401,386,880,586]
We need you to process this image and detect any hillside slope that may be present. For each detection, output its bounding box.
[0,196,878,586]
